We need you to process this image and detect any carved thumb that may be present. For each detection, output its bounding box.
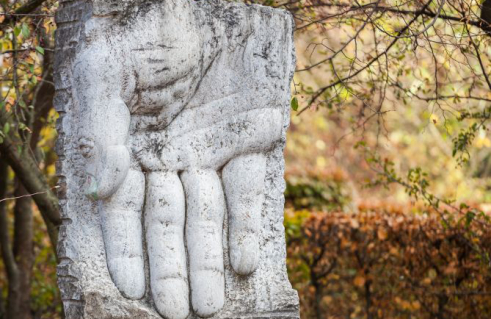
[85,145,130,200]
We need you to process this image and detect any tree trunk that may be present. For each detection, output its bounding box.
[0,292,5,319]
[0,159,9,319]
[0,164,36,319]
[0,159,20,319]
[311,275,323,319]
[12,184,35,319]
[0,38,59,254]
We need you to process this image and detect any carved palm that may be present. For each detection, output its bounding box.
[72,2,289,319]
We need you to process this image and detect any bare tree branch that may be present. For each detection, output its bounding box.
[291,2,483,30]
[0,0,48,28]
[0,127,59,250]
[301,0,435,112]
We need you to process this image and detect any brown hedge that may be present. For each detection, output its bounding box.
[286,209,491,319]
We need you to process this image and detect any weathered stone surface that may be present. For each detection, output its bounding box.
[55,0,298,318]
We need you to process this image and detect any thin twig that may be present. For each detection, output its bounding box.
[0,13,52,17]
[0,185,60,203]
[301,0,434,113]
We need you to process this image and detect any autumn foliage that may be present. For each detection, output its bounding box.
[286,206,491,319]
[3,1,491,318]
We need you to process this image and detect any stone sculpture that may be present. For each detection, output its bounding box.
[55,0,299,318]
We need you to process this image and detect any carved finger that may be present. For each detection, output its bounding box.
[222,153,266,275]
[181,169,225,318]
[100,168,145,299]
[145,171,189,319]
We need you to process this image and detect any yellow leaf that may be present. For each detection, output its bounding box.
[412,301,421,310]
[350,219,360,229]
[354,275,365,287]
[389,247,399,256]
[401,300,411,310]
[377,228,388,241]
[322,296,333,304]
[430,113,439,125]
[2,40,12,51]
[428,268,437,279]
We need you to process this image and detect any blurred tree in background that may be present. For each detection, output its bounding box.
[0,1,59,318]
[275,0,491,317]
[1,0,491,318]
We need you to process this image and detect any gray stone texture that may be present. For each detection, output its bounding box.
[55,0,298,318]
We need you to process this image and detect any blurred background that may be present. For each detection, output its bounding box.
[1,0,491,318]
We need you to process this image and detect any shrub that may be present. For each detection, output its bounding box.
[285,168,353,211]
[286,208,491,319]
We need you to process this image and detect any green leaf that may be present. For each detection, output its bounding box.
[21,23,30,38]
[36,46,45,55]
[13,26,21,37]
[3,122,9,134]
[0,136,3,144]
[291,97,299,111]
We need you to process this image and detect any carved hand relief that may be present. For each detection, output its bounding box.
[66,1,293,318]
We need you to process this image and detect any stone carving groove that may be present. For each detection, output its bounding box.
[55,0,299,318]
